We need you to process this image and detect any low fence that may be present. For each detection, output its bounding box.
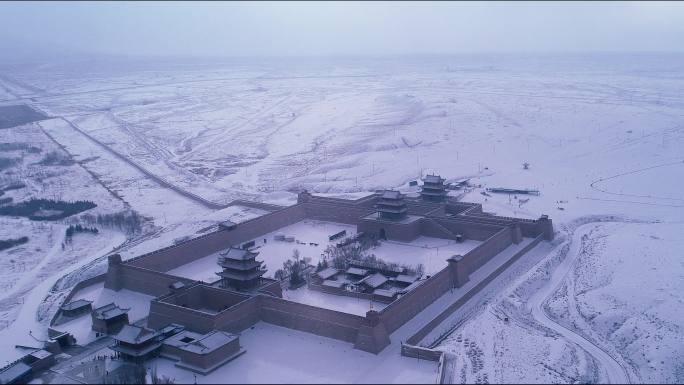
[50,273,107,327]
[400,342,443,362]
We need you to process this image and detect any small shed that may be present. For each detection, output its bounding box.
[315,267,339,281]
[392,274,419,287]
[373,288,399,301]
[60,299,93,318]
[91,303,130,335]
[358,273,388,292]
[345,267,368,280]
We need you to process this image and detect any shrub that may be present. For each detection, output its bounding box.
[0,236,29,251]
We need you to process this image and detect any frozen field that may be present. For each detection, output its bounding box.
[0,53,683,381]
[370,236,481,275]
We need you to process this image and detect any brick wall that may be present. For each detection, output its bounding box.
[461,227,513,274]
[379,268,452,333]
[127,204,307,272]
[105,264,197,297]
[258,295,364,343]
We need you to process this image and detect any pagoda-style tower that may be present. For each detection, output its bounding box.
[216,247,266,291]
[376,190,408,221]
[420,174,447,202]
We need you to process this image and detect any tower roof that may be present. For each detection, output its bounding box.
[218,247,259,261]
[422,174,445,184]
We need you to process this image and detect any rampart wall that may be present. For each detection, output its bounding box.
[104,263,197,297]
[127,204,307,272]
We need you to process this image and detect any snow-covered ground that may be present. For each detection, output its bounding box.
[370,236,481,275]
[56,282,156,346]
[148,321,436,384]
[282,285,387,316]
[1,53,683,382]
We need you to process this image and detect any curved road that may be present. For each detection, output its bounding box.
[527,223,630,384]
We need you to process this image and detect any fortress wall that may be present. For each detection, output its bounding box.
[213,296,262,334]
[357,218,423,242]
[379,267,453,333]
[433,218,503,241]
[161,285,250,311]
[104,263,197,296]
[461,227,513,274]
[148,300,218,333]
[228,199,287,212]
[406,234,545,347]
[302,201,374,225]
[258,295,364,343]
[126,204,307,272]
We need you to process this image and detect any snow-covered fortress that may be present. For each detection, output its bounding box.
[52,176,553,373]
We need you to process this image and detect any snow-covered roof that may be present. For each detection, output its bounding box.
[322,280,345,289]
[219,247,258,261]
[28,349,52,360]
[0,362,31,384]
[359,273,388,289]
[394,274,419,284]
[373,288,398,298]
[380,190,403,200]
[164,330,238,355]
[61,299,92,311]
[316,267,339,280]
[92,303,129,320]
[399,279,424,294]
[422,175,445,184]
[346,267,368,276]
[114,324,157,345]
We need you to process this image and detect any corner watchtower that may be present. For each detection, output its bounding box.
[420,174,447,202]
[376,190,408,221]
[216,247,266,291]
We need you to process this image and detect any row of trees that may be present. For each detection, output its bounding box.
[0,142,41,153]
[320,234,424,277]
[80,210,145,235]
[65,224,99,243]
[0,157,18,171]
[0,198,97,221]
[0,236,28,252]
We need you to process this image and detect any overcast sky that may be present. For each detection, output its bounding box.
[2,1,684,58]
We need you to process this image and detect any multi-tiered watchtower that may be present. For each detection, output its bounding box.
[216,247,266,291]
[420,174,447,202]
[376,190,408,221]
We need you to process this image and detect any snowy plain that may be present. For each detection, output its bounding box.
[0,53,683,382]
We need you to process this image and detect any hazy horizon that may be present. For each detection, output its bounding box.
[1,1,684,62]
